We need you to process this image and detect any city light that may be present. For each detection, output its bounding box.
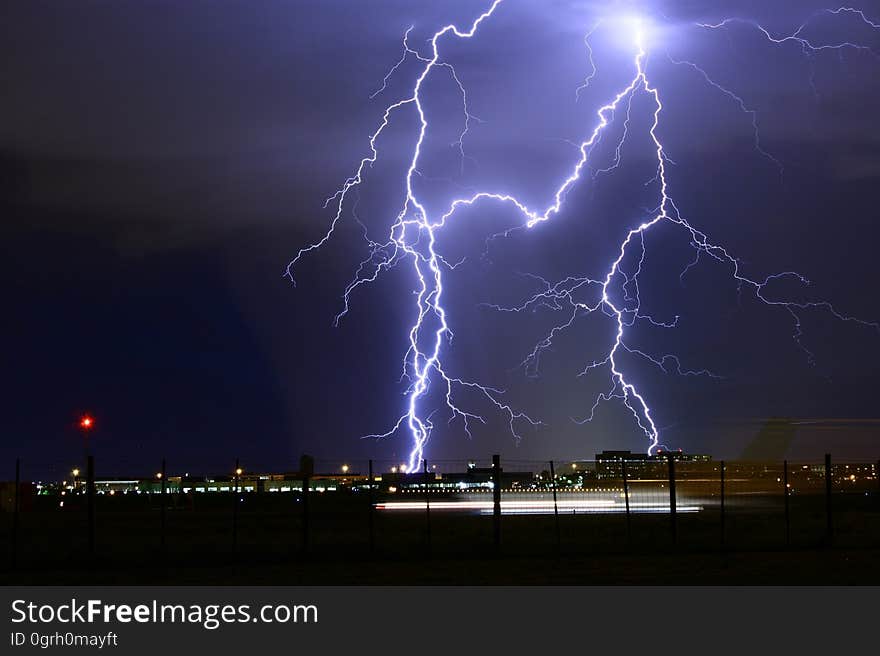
[79,415,94,430]
[341,464,349,474]
[71,468,80,478]
[235,468,243,476]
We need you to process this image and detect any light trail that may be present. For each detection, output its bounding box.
[375,499,702,515]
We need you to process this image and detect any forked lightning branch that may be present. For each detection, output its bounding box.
[288,1,880,471]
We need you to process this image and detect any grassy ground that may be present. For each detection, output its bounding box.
[4,548,880,585]
[3,492,880,584]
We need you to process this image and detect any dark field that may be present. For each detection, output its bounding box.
[3,487,880,585]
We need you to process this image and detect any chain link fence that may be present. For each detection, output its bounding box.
[2,454,879,570]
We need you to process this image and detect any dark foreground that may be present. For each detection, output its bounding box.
[4,547,880,585]
[4,487,880,585]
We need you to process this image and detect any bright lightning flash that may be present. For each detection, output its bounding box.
[287,2,880,470]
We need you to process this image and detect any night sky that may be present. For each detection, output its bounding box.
[4,0,880,477]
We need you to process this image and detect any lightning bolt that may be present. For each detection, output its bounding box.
[698,6,880,54]
[288,2,880,467]
[698,6,880,98]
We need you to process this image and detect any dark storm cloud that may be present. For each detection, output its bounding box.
[5,0,875,230]
[3,1,435,243]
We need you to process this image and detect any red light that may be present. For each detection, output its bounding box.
[80,416,94,429]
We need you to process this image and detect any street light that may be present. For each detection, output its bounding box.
[79,414,95,459]
[341,464,349,474]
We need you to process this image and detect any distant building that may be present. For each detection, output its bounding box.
[595,450,652,479]
[595,449,712,479]
[381,466,534,492]
[653,449,712,463]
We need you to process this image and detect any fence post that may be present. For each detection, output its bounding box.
[719,460,725,548]
[300,455,313,554]
[86,454,95,558]
[549,460,560,553]
[232,457,239,554]
[622,458,631,545]
[302,469,310,554]
[423,460,431,554]
[783,459,790,546]
[160,458,167,553]
[876,459,880,512]
[876,459,880,511]
[492,455,501,552]
[368,459,375,554]
[824,453,833,547]
[12,458,20,568]
[667,454,677,546]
